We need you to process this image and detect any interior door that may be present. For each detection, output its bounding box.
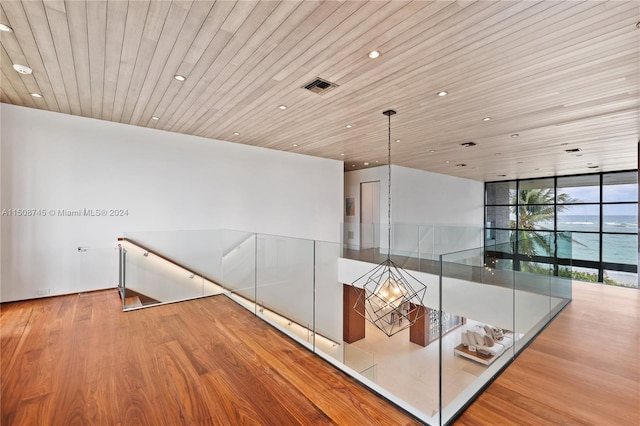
[360,181,380,249]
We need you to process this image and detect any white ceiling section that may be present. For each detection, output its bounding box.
[1,0,638,182]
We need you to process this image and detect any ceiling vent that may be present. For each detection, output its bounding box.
[565,148,581,153]
[460,141,477,147]
[302,77,338,95]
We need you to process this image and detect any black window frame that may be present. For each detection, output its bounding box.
[484,170,638,286]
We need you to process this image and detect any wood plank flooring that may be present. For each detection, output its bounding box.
[1,290,420,425]
[2,281,638,425]
[455,281,640,426]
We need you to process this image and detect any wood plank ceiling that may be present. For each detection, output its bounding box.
[1,0,638,182]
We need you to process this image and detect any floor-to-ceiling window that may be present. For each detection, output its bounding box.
[485,170,638,288]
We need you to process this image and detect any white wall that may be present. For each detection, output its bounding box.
[391,165,484,226]
[344,165,484,251]
[1,104,343,302]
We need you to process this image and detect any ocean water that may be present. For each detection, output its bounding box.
[555,215,637,265]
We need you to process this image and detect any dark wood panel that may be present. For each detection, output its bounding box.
[409,304,428,347]
[343,284,365,343]
[0,289,420,425]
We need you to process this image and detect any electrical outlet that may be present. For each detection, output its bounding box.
[37,288,50,296]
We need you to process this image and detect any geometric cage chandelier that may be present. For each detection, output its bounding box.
[351,110,427,337]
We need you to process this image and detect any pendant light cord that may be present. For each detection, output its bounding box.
[387,112,392,260]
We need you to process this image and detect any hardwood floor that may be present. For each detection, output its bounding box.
[2,281,638,425]
[455,281,640,426]
[1,290,420,425]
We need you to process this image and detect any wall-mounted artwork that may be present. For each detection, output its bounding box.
[345,197,355,217]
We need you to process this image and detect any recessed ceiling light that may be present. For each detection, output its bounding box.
[395,139,400,143]
[437,91,448,97]
[174,74,186,81]
[13,64,32,74]
[292,144,298,147]
[588,165,599,169]
[151,116,159,120]
[498,174,507,177]
[455,163,467,167]
[233,132,240,136]
[461,141,477,148]
[375,160,379,163]
[30,93,42,98]
[340,153,344,156]
[364,162,369,166]
[429,149,436,153]
[345,124,353,128]
[279,105,287,110]
[494,152,502,156]
[0,23,12,32]
[351,164,356,167]
[445,160,450,164]
[482,117,491,121]
[511,133,519,138]
[368,50,380,59]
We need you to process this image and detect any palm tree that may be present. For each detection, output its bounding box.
[510,188,577,267]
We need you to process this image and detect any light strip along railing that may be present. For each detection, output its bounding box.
[117,236,342,349]
[118,236,226,309]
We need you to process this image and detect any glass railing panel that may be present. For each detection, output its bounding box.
[122,241,210,310]
[391,222,420,257]
[440,246,515,425]
[344,344,377,381]
[255,234,315,349]
[342,222,359,250]
[219,230,257,309]
[513,263,551,353]
[415,225,441,276]
[359,222,380,251]
[433,225,484,257]
[123,230,224,285]
[342,223,383,264]
[77,245,119,293]
[313,241,343,361]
